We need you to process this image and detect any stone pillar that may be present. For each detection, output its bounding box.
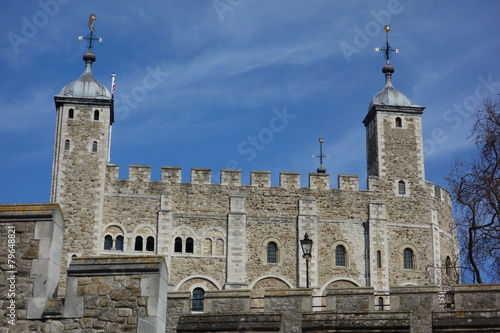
[298,197,318,289]
[368,201,389,295]
[66,256,168,332]
[225,194,247,289]
[390,285,439,333]
[158,193,174,268]
[0,204,64,320]
[264,289,312,332]
[430,208,442,286]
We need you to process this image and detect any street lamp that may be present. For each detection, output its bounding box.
[300,233,313,288]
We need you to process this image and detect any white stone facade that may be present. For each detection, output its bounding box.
[50,60,460,308]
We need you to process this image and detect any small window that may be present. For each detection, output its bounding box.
[395,117,402,128]
[192,288,205,312]
[376,250,382,268]
[403,248,414,269]
[174,237,182,253]
[445,256,452,276]
[104,235,113,250]
[94,110,100,120]
[64,139,70,151]
[186,237,194,253]
[335,245,346,267]
[68,108,74,119]
[267,242,278,263]
[92,141,98,153]
[398,180,406,195]
[115,235,124,251]
[378,297,384,310]
[135,236,143,251]
[146,236,154,252]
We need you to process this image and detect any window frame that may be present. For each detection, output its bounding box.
[403,248,414,270]
[335,245,347,267]
[267,241,278,264]
[191,287,205,312]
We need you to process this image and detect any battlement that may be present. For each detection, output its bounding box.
[106,164,363,191]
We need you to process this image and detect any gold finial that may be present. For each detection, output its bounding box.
[89,13,97,33]
[78,13,103,52]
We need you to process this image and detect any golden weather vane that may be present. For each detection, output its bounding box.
[374,25,399,65]
[78,13,103,51]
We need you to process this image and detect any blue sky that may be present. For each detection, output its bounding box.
[1,0,499,204]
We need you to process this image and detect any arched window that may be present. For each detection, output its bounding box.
[378,297,384,310]
[146,236,155,252]
[135,236,143,251]
[395,117,402,128]
[174,237,182,253]
[115,235,124,251]
[104,235,113,250]
[94,110,100,121]
[376,250,382,268]
[64,139,70,151]
[192,288,205,312]
[68,108,74,119]
[403,248,414,269]
[398,180,406,195]
[92,141,98,153]
[335,245,346,267]
[204,238,212,255]
[445,256,452,276]
[267,242,278,263]
[186,237,194,253]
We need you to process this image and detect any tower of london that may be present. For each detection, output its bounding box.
[2,20,500,333]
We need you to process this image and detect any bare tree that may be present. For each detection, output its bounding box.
[447,97,500,283]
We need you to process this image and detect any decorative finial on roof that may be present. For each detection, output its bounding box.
[375,25,399,66]
[369,25,413,109]
[312,137,329,173]
[77,13,103,59]
[374,25,400,82]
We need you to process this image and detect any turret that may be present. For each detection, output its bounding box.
[50,14,113,270]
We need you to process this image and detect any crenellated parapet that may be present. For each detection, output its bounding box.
[105,164,364,191]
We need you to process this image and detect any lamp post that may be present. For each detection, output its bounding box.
[300,233,313,288]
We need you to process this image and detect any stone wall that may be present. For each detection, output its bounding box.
[0,204,168,333]
[97,164,457,293]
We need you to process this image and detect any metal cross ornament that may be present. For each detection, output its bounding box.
[78,13,103,52]
[374,25,399,65]
[312,137,329,173]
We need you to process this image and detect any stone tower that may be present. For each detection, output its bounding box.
[51,48,113,269]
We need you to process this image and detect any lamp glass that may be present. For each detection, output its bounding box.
[300,233,313,256]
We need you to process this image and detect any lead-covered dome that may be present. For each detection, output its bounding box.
[369,64,411,110]
[58,51,111,99]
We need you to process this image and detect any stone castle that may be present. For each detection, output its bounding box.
[1,23,500,333]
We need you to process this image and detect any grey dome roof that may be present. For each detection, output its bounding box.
[369,64,412,109]
[58,51,111,99]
